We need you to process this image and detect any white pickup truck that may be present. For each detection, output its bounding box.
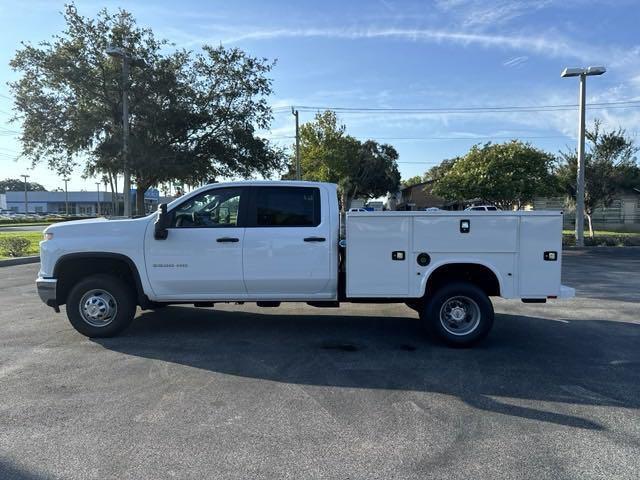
[36,181,574,346]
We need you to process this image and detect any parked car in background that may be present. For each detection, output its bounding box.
[424,207,441,212]
[348,208,368,212]
[465,205,502,212]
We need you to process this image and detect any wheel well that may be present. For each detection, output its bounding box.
[54,255,142,306]
[425,263,500,297]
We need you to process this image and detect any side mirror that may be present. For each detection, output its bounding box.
[154,203,169,240]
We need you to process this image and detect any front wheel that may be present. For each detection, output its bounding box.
[66,274,136,338]
[420,282,494,347]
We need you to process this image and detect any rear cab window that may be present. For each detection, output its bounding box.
[250,186,321,227]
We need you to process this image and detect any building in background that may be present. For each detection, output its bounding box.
[391,181,445,211]
[4,189,160,215]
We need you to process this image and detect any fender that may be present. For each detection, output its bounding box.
[53,252,152,308]
[419,258,505,298]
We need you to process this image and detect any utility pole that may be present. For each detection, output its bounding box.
[292,107,300,180]
[21,174,29,213]
[63,178,69,215]
[95,182,101,216]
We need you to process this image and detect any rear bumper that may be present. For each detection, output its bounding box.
[559,285,576,299]
[36,277,58,309]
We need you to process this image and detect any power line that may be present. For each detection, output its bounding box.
[291,99,640,114]
[264,134,576,142]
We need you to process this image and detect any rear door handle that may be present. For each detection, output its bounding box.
[304,237,326,242]
[216,237,239,243]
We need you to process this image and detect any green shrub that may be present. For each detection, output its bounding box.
[563,233,640,247]
[0,237,32,257]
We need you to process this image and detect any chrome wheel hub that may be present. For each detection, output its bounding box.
[79,289,117,327]
[439,296,481,336]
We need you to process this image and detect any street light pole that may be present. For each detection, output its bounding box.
[21,174,29,213]
[561,66,606,247]
[107,46,133,218]
[576,74,587,247]
[122,57,131,217]
[95,182,101,216]
[63,178,69,215]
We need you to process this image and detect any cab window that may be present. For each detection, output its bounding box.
[251,187,320,227]
[171,188,243,228]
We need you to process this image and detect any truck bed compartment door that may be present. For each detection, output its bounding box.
[518,216,562,297]
[346,216,410,297]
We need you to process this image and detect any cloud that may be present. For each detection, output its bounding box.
[222,27,588,58]
[434,0,553,28]
[197,25,630,67]
[503,56,529,67]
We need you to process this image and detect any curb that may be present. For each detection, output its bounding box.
[0,256,40,267]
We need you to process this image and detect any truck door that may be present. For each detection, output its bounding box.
[144,187,247,298]
[242,186,333,298]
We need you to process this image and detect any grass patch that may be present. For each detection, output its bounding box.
[0,231,42,259]
[0,222,52,227]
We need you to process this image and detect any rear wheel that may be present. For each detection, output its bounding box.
[420,282,494,347]
[66,274,136,338]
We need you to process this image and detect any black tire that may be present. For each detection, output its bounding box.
[66,274,136,338]
[420,282,494,347]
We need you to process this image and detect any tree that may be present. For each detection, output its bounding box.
[343,140,400,209]
[290,111,400,210]
[0,178,47,193]
[424,158,458,183]
[10,4,283,214]
[401,175,425,187]
[557,120,639,236]
[432,141,556,209]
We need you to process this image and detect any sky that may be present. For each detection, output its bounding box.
[0,0,639,191]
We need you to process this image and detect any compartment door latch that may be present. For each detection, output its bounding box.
[391,251,406,261]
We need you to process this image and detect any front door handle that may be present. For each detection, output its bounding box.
[304,237,326,242]
[216,237,239,243]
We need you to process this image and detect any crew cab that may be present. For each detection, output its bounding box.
[36,181,574,346]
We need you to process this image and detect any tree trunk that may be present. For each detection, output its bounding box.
[340,190,353,212]
[135,185,146,216]
[586,213,594,238]
[113,172,119,216]
[108,172,116,216]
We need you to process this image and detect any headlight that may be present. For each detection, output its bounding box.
[43,232,54,241]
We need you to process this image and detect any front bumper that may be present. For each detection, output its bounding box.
[36,278,58,309]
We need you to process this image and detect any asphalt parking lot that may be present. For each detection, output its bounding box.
[1,249,639,479]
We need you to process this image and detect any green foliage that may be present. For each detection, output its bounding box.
[0,236,32,257]
[424,158,458,183]
[0,178,47,193]
[401,175,425,187]
[290,111,400,210]
[9,4,284,214]
[562,232,640,247]
[557,120,639,235]
[431,141,557,209]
